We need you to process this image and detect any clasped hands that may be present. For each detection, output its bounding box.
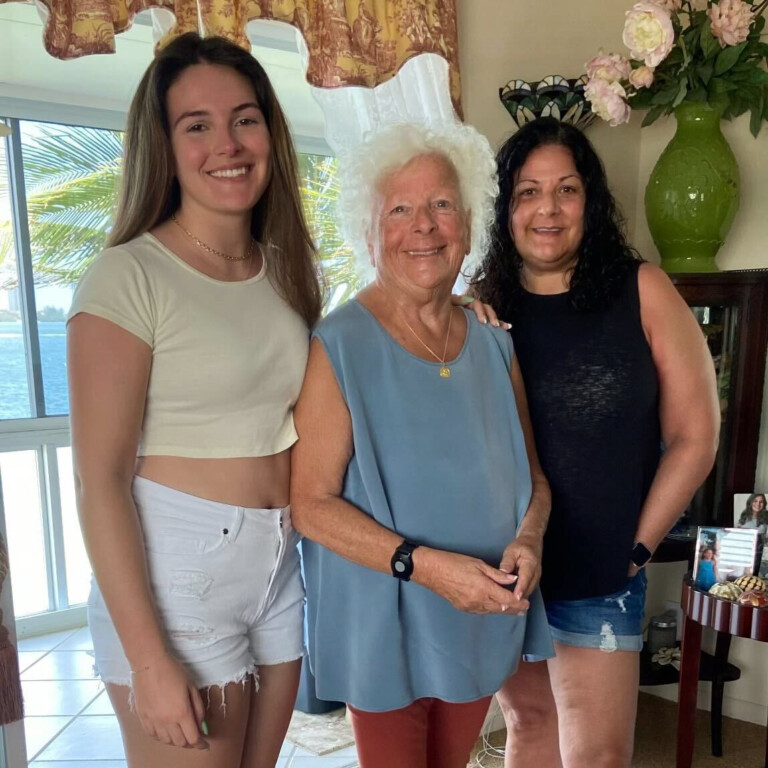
[414,533,542,616]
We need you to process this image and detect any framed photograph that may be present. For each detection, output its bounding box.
[734,493,768,579]
[733,493,768,533]
[693,526,760,591]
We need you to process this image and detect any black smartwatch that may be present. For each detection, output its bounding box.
[391,539,420,581]
[630,541,653,569]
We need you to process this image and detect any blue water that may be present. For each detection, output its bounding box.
[0,321,69,419]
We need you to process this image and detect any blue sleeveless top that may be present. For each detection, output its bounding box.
[302,300,554,712]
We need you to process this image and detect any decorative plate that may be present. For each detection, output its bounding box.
[708,582,743,601]
[737,589,768,608]
[499,75,596,131]
[734,575,767,593]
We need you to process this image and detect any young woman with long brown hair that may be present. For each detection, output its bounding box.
[67,33,321,768]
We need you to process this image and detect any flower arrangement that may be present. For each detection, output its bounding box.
[585,0,768,135]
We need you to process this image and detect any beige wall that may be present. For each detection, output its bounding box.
[458,0,768,727]
[457,0,644,241]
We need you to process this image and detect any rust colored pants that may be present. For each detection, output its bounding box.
[347,695,492,768]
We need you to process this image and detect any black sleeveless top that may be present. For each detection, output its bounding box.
[510,263,661,601]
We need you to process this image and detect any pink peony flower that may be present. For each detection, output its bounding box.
[708,0,753,47]
[623,1,675,67]
[585,78,632,126]
[629,65,655,88]
[586,53,632,83]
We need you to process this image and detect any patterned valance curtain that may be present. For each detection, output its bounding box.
[0,0,462,114]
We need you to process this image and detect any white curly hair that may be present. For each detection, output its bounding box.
[337,122,499,281]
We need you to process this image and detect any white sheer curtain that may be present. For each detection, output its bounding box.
[303,49,460,156]
[300,42,462,283]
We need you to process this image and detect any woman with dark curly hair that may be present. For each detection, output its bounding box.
[472,118,720,768]
[738,493,768,534]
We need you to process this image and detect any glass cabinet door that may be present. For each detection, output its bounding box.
[685,304,741,528]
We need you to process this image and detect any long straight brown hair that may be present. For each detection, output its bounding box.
[109,32,322,327]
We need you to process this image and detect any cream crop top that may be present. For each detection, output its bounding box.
[68,233,310,458]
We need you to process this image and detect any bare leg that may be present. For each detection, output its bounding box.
[547,642,639,768]
[496,660,562,768]
[239,659,302,768]
[107,680,251,768]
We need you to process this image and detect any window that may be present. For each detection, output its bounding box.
[20,121,123,416]
[1,117,359,628]
[298,152,363,312]
[0,132,31,420]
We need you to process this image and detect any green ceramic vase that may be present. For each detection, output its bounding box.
[644,101,740,273]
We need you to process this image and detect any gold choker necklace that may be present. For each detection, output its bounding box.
[171,214,256,262]
[398,306,455,379]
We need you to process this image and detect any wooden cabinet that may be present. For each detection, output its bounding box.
[671,271,768,527]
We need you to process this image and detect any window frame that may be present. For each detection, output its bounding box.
[1,96,331,636]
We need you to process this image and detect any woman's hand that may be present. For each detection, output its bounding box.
[500,533,543,601]
[452,295,511,329]
[413,547,529,615]
[131,653,209,750]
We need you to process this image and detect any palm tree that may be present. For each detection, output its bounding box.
[0,123,363,310]
[298,153,364,312]
[0,123,123,288]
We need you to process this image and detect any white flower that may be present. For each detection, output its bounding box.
[586,53,633,83]
[623,1,676,67]
[585,78,632,126]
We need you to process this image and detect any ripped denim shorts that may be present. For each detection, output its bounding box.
[88,476,305,691]
[543,570,647,653]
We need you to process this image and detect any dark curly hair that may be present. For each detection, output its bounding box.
[471,118,640,317]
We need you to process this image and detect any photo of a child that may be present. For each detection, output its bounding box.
[696,545,718,591]
[693,526,759,591]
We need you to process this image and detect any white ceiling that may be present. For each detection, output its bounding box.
[0,4,327,143]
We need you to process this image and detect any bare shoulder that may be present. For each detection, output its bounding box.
[637,262,691,326]
[637,262,679,300]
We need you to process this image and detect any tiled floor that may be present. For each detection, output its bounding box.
[18,626,358,768]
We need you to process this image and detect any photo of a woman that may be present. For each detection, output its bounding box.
[737,493,768,535]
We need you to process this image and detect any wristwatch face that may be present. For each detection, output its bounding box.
[631,542,652,567]
[393,558,409,576]
[391,544,415,580]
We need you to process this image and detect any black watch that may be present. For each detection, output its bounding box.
[391,539,420,581]
[630,541,653,568]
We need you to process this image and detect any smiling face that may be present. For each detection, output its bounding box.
[752,495,766,514]
[166,63,272,217]
[371,152,470,295]
[508,143,586,279]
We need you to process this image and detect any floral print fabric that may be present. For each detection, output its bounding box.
[0,0,462,113]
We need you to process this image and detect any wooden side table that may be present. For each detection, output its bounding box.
[676,577,768,768]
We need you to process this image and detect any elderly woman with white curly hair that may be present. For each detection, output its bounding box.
[290,123,554,768]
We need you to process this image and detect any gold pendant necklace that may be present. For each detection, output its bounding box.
[398,306,455,379]
[171,214,256,262]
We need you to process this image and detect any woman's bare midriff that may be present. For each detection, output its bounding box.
[135,450,291,509]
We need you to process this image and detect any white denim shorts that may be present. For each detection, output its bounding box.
[88,476,305,690]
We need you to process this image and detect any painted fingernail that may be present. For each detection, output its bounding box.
[201,720,209,736]
[503,322,512,329]
[482,318,488,324]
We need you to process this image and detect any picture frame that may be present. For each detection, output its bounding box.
[733,493,768,579]
[693,526,760,592]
